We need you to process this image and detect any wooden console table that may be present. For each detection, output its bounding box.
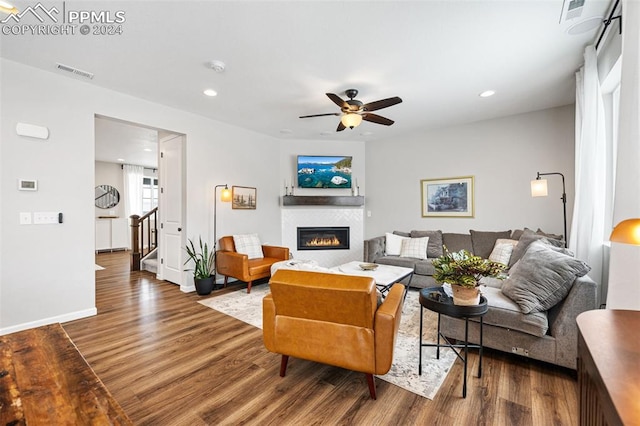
[0,323,132,425]
[577,310,640,426]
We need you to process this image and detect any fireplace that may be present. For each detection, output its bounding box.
[297,227,350,250]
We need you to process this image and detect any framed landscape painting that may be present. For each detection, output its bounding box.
[421,176,474,217]
[232,186,257,210]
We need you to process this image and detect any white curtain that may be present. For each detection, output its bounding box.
[607,0,640,310]
[569,45,607,303]
[123,164,144,248]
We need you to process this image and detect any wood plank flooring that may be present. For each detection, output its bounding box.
[62,251,578,425]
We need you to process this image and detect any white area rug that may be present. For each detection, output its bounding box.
[95,264,105,270]
[199,285,456,400]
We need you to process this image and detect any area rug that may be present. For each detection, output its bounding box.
[198,285,457,400]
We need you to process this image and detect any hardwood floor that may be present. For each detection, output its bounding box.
[63,251,578,425]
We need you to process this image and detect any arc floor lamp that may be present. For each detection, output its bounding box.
[213,184,232,274]
[531,172,568,247]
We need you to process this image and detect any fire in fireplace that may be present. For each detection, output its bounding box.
[297,227,350,250]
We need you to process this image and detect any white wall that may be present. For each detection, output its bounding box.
[364,105,575,239]
[0,59,283,332]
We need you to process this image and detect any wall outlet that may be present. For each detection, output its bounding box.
[33,211,60,224]
[19,212,32,225]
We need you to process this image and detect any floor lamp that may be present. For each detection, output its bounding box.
[531,172,568,247]
[607,218,640,310]
[213,184,232,277]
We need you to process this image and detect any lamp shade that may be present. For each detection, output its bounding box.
[610,218,640,245]
[220,186,231,202]
[341,113,363,129]
[530,179,548,197]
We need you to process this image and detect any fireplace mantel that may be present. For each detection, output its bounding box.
[282,195,364,206]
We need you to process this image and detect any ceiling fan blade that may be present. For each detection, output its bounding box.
[299,113,340,119]
[326,93,348,109]
[362,113,395,126]
[336,121,346,132]
[362,96,403,112]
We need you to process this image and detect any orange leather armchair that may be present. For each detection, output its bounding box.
[263,269,404,399]
[216,236,290,293]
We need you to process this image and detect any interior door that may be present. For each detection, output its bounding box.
[159,134,184,285]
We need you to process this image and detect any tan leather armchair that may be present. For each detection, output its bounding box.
[263,269,404,399]
[216,236,290,293]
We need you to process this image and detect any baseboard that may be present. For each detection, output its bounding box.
[0,308,97,336]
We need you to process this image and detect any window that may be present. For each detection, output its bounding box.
[142,177,158,214]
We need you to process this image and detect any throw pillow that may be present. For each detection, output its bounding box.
[399,237,429,260]
[509,228,564,267]
[501,240,591,314]
[233,233,263,259]
[488,238,518,265]
[385,232,410,256]
[409,230,444,257]
[470,230,512,259]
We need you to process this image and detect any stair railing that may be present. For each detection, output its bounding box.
[130,207,158,271]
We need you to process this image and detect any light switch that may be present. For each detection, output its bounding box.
[367,210,372,217]
[33,211,60,224]
[20,212,32,225]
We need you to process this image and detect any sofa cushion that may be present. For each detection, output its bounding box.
[441,233,473,253]
[488,238,518,265]
[480,286,549,336]
[414,259,436,276]
[509,228,564,267]
[233,233,263,259]
[399,237,429,259]
[470,230,512,259]
[393,230,411,237]
[536,228,564,241]
[375,256,419,270]
[501,240,591,314]
[385,232,410,256]
[409,230,443,258]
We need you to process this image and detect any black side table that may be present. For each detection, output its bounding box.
[418,286,488,398]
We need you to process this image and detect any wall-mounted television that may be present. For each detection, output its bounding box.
[297,155,352,188]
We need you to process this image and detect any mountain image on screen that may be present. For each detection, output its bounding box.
[297,155,352,188]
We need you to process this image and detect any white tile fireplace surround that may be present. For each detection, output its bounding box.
[281,207,364,267]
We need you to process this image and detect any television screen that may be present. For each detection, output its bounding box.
[297,155,352,188]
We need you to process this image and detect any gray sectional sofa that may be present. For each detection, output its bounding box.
[363,228,597,369]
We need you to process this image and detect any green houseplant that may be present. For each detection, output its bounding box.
[432,247,506,305]
[184,237,216,295]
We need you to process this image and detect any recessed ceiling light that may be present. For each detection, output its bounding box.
[206,60,226,73]
[117,158,125,162]
[143,148,152,152]
[566,16,604,35]
[479,90,496,98]
[203,89,218,97]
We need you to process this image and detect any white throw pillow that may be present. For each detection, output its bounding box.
[489,238,518,265]
[233,233,263,259]
[385,232,410,256]
[399,237,429,260]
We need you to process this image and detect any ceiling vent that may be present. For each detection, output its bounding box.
[560,0,585,22]
[55,63,94,79]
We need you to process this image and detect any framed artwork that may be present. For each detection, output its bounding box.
[232,186,257,210]
[421,176,474,217]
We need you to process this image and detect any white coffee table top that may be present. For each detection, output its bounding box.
[332,261,413,287]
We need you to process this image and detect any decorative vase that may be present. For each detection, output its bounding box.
[451,284,481,306]
[194,276,215,295]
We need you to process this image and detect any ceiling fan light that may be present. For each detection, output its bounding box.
[341,113,362,129]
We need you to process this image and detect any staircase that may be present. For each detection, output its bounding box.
[130,207,158,271]
[141,249,158,274]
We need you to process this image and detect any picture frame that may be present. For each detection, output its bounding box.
[232,186,257,210]
[421,176,474,217]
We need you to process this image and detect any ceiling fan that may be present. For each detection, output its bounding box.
[299,89,402,132]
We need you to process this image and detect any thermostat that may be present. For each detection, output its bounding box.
[18,179,38,191]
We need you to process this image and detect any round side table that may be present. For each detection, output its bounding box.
[418,286,488,398]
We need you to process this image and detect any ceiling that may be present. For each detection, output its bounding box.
[1,0,612,163]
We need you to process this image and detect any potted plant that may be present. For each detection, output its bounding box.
[184,237,216,295]
[432,247,506,305]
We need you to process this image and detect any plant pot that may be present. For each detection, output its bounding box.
[194,276,215,295]
[451,284,481,306]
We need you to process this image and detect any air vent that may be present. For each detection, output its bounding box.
[560,0,585,22]
[55,63,94,79]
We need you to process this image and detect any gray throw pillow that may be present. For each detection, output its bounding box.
[501,240,591,314]
[470,230,512,259]
[509,228,564,267]
[410,230,443,258]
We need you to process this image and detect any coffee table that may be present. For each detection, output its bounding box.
[332,261,414,298]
